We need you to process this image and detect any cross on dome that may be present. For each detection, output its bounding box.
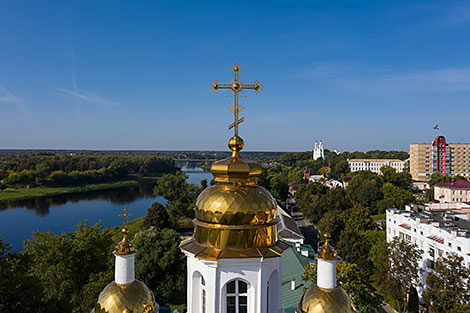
[118,208,132,225]
[210,63,263,137]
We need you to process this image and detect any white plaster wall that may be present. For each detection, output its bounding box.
[183,251,282,313]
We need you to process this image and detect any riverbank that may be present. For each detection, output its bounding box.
[0,174,161,203]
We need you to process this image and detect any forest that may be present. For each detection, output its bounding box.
[0,153,177,189]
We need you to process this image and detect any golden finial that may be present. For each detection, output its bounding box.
[115,208,135,255]
[317,233,336,260]
[210,63,263,139]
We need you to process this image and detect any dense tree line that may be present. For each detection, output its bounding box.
[0,153,177,188]
[296,166,414,219]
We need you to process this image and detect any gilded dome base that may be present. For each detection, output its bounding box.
[180,237,290,260]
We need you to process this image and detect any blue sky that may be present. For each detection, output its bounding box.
[1,1,470,152]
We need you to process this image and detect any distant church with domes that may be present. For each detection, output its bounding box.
[313,140,325,161]
[92,64,354,313]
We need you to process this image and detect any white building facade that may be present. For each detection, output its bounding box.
[386,208,470,295]
[348,159,404,175]
[434,181,470,203]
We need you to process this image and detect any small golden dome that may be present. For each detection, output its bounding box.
[297,285,354,313]
[94,281,157,313]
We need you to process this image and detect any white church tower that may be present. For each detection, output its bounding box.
[313,140,325,161]
[181,64,288,313]
[180,135,289,313]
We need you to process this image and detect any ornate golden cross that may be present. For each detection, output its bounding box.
[118,208,132,225]
[210,63,263,136]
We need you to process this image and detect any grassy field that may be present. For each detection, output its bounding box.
[0,175,161,203]
[109,217,145,242]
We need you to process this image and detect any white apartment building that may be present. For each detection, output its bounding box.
[348,159,404,175]
[386,208,470,296]
[434,181,470,203]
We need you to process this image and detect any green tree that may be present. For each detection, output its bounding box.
[23,222,113,313]
[154,172,199,220]
[133,227,186,303]
[144,201,173,229]
[287,167,304,184]
[373,237,423,313]
[407,287,419,313]
[377,184,415,212]
[294,182,328,204]
[317,210,345,244]
[347,172,383,214]
[268,171,289,202]
[0,237,40,313]
[335,203,376,271]
[79,270,114,313]
[422,253,470,313]
[299,187,351,224]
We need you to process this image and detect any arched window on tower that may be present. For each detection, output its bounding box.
[226,280,248,313]
[201,276,206,313]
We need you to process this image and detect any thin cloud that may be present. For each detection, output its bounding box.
[295,62,470,93]
[59,50,116,117]
[55,87,116,107]
[0,84,31,118]
[383,67,470,92]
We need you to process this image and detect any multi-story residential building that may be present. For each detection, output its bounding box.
[434,180,470,203]
[348,159,404,174]
[386,208,470,296]
[410,135,470,181]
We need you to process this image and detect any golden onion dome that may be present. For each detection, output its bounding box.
[195,184,276,225]
[297,285,354,313]
[94,281,158,313]
[180,135,289,259]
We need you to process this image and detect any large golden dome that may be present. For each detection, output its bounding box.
[180,135,289,259]
[195,184,276,225]
[297,285,354,313]
[94,280,157,313]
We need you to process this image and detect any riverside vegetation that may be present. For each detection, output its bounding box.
[0,153,177,202]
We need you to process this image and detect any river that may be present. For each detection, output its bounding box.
[0,166,213,252]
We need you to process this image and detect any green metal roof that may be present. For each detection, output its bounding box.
[281,244,316,312]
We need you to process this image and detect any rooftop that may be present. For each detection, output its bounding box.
[390,208,470,236]
[435,181,470,189]
[347,159,404,162]
[281,244,316,312]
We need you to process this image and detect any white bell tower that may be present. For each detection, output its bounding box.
[313,140,325,161]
